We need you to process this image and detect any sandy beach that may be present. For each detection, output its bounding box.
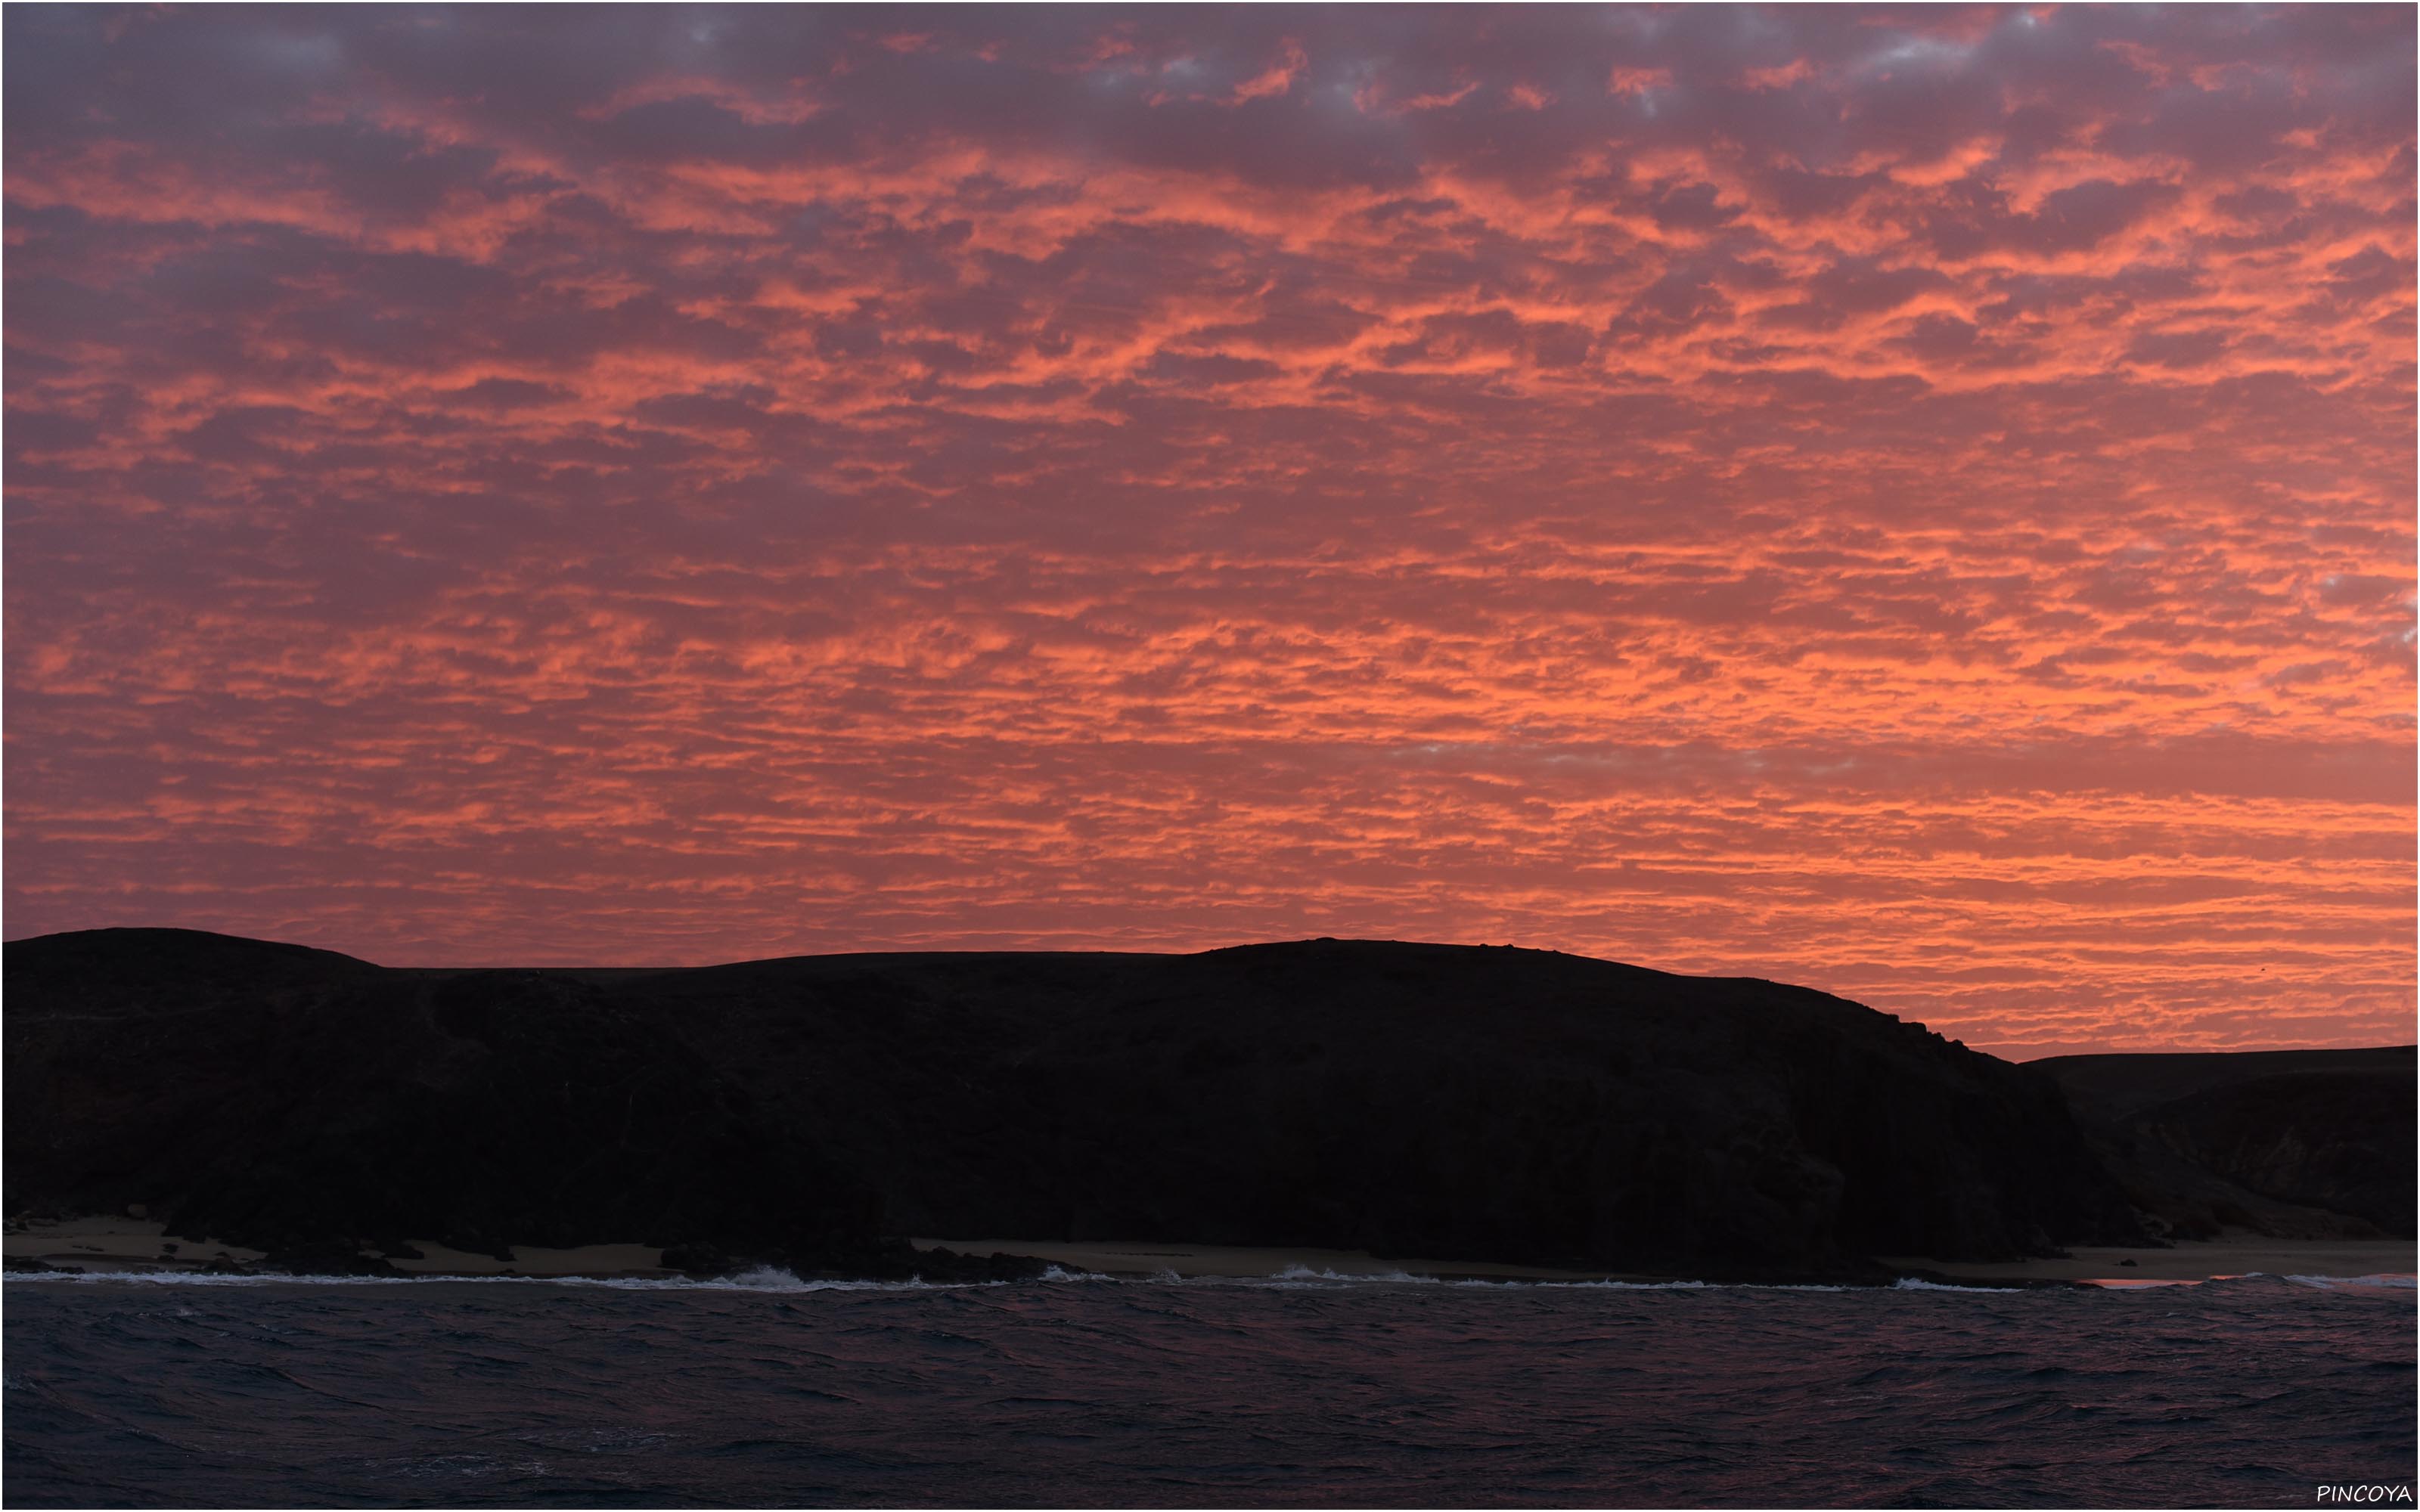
[928,1235,2415,1285]
[915,1238,1648,1282]
[10,1216,2409,1287]
[2,1217,678,1278]
[2,1218,1630,1282]
[3,1215,268,1271]
[1879,1236,2416,1284]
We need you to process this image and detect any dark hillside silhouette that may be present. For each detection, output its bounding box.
[27,928,2367,1280]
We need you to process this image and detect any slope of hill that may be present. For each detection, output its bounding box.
[2032,1047,2415,1240]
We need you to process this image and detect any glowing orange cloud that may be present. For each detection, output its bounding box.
[5,5,2412,1056]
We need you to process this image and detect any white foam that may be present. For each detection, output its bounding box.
[2285,1272,2418,1290]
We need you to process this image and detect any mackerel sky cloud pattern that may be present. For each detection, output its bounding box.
[5,5,2414,1055]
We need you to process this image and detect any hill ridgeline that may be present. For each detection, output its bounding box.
[5,927,2284,1281]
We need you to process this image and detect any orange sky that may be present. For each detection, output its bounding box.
[5,5,2414,1056]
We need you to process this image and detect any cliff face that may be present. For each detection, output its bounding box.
[7,929,2145,1275]
[635,940,2144,1271]
[5,933,874,1262]
[2031,1048,2415,1240]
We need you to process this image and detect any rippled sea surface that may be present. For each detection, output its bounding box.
[5,1269,2413,1507]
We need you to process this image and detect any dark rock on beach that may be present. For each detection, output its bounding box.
[255,1240,401,1278]
[2,928,2170,1280]
[656,1241,738,1278]
[899,1246,1053,1284]
[4,1255,69,1273]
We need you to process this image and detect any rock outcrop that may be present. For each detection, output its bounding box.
[8,928,2153,1278]
[2031,1048,2415,1240]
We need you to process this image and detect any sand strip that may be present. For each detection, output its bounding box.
[916,1238,1644,1282]
[4,1218,672,1278]
[13,1217,2406,1287]
[1878,1236,2415,1284]
[4,1216,266,1270]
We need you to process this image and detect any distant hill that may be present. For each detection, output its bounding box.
[7,928,2163,1278]
[2032,1047,2415,1240]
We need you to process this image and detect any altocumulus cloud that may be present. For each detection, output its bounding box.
[4,5,2413,1055]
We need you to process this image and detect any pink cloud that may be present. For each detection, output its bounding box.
[4,5,2412,1056]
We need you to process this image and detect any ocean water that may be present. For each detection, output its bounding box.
[5,1269,2412,1508]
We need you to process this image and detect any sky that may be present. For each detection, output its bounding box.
[4,5,2413,1057]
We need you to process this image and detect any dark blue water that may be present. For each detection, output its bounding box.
[5,1269,2413,1507]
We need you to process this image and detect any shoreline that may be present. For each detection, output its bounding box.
[8,1218,2410,1288]
[921,1235,2415,1287]
[911,1238,1653,1283]
[1877,1236,2415,1284]
[2,1217,683,1281]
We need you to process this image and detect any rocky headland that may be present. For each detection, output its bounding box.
[2031,1046,2414,1242]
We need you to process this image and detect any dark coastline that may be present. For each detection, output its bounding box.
[5,928,2408,1287]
